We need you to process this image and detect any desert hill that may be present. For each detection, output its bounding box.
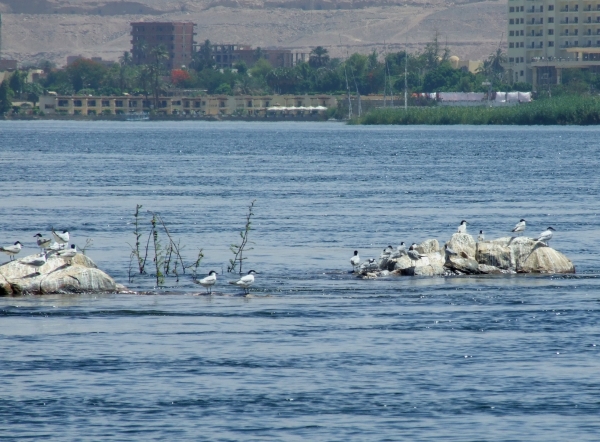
[0,0,507,67]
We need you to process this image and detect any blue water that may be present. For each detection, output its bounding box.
[1,121,600,440]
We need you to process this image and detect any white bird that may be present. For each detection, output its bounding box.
[478,230,485,242]
[407,243,427,267]
[457,220,468,234]
[52,229,70,248]
[512,219,527,236]
[391,242,407,258]
[383,245,393,255]
[350,250,360,271]
[33,233,52,251]
[195,270,218,294]
[229,270,257,294]
[48,242,63,253]
[57,244,77,262]
[535,227,556,246]
[20,252,47,274]
[0,241,23,260]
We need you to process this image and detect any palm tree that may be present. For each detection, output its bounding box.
[309,46,330,68]
[148,45,169,109]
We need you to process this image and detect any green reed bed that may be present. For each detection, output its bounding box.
[355,96,600,125]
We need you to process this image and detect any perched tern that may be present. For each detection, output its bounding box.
[0,241,23,260]
[391,242,407,258]
[229,270,257,294]
[457,220,468,234]
[57,244,77,262]
[52,229,70,247]
[383,245,394,255]
[33,233,52,251]
[195,270,218,294]
[512,219,526,236]
[535,227,556,246]
[477,230,485,242]
[407,244,427,267]
[20,252,47,274]
[350,250,360,271]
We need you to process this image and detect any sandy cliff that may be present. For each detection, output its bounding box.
[0,0,506,66]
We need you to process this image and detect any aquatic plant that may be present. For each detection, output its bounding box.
[228,199,256,274]
[354,96,600,126]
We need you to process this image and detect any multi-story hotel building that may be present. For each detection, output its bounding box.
[131,22,196,69]
[506,0,600,88]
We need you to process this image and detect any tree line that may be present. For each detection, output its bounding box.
[2,34,600,114]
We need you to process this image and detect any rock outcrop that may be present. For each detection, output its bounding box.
[357,233,575,279]
[0,252,119,296]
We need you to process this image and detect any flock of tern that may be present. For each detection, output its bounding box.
[350,219,558,271]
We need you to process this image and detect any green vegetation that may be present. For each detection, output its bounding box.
[355,96,600,125]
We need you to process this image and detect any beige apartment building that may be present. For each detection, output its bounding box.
[39,94,336,116]
[506,0,600,88]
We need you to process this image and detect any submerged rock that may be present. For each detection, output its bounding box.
[0,252,119,296]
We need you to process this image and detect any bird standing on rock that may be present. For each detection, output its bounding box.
[0,241,23,260]
[444,244,458,258]
[195,270,218,294]
[535,227,556,246]
[478,230,485,242]
[407,244,427,267]
[512,219,527,236]
[229,270,257,294]
[57,244,77,263]
[20,252,47,275]
[52,229,70,249]
[350,250,360,271]
[34,233,52,251]
[457,220,468,234]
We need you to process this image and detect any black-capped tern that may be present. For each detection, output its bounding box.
[52,229,70,247]
[457,220,468,234]
[477,230,485,242]
[535,227,556,246]
[512,219,526,236]
[229,270,257,294]
[0,241,23,260]
[407,243,427,267]
[20,252,47,274]
[350,250,360,271]
[33,233,52,251]
[195,270,218,294]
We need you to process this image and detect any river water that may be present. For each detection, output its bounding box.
[1,121,599,440]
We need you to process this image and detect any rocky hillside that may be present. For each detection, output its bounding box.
[0,0,507,67]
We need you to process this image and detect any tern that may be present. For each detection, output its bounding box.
[512,219,526,236]
[229,270,257,294]
[57,245,77,262]
[457,220,468,234]
[535,227,556,246]
[391,242,407,258]
[52,229,70,248]
[383,245,394,255]
[350,250,360,271]
[20,252,47,274]
[0,241,23,260]
[407,243,427,267]
[33,233,52,251]
[477,230,485,242]
[195,270,218,294]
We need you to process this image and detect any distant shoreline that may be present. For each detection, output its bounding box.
[1,114,333,123]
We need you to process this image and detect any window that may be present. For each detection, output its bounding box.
[521,42,525,47]
[219,101,226,108]
[58,100,68,107]
[184,101,190,108]
[520,70,524,76]
[509,6,514,12]
[510,18,515,24]
[549,41,555,46]
[102,100,110,107]
[520,6,524,11]
[548,29,554,35]
[509,57,514,62]
[247,100,252,107]
[510,30,515,36]
[549,17,554,23]
[194,101,201,108]
[115,100,123,107]
[88,100,96,106]
[160,101,167,108]
[265,101,270,107]
[575,17,579,23]
[540,6,543,12]
[565,29,569,35]
[548,5,554,10]
[129,101,138,107]
[575,40,579,45]
[74,100,82,107]
[520,57,524,62]
[575,29,579,35]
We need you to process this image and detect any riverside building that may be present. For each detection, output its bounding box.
[506,0,600,88]
[130,22,196,69]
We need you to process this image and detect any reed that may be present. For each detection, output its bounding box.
[355,96,600,126]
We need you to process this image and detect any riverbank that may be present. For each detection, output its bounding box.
[352,96,600,125]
